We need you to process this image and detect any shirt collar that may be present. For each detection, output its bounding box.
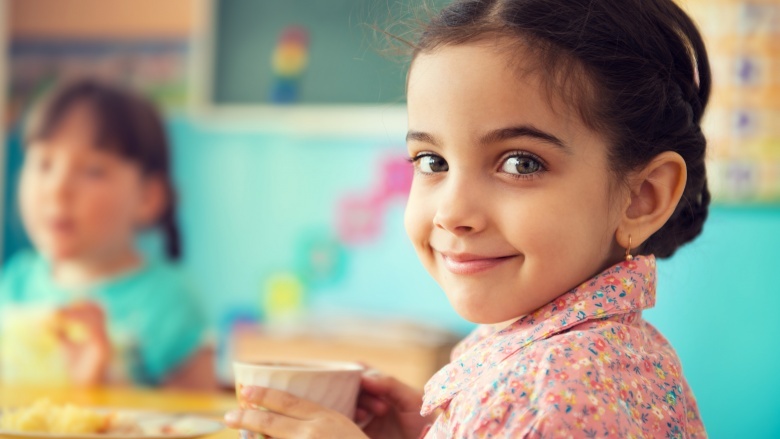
[421,255,657,416]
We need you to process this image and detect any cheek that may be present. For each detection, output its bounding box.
[498,178,613,252]
[76,181,141,229]
[404,182,433,250]
[518,180,617,274]
[18,172,42,226]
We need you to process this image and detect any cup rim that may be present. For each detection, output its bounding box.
[233,360,365,373]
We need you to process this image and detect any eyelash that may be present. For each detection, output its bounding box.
[407,151,548,180]
[407,152,449,178]
[406,152,437,176]
[501,150,548,181]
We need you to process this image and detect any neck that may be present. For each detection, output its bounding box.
[491,317,522,331]
[52,246,143,289]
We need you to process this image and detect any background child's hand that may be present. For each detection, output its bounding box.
[54,302,111,386]
[224,385,369,439]
[357,370,434,439]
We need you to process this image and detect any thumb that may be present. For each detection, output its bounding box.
[361,371,423,412]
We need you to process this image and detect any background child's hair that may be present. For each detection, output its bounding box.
[408,0,711,258]
[23,78,182,260]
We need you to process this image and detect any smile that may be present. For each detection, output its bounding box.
[438,251,519,275]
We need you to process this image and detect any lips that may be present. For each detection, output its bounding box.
[47,218,76,234]
[437,250,519,275]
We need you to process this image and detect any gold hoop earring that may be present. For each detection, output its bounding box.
[625,235,634,261]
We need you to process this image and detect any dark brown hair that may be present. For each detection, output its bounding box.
[24,78,182,260]
[408,0,711,258]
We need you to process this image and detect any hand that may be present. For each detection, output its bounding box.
[224,386,369,439]
[54,302,111,386]
[356,370,434,439]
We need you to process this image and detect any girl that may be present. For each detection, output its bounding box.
[225,0,709,436]
[0,79,215,389]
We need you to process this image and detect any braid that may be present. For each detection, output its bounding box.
[640,1,711,258]
[161,186,182,261]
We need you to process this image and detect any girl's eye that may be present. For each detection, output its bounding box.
[501,154,544,176]
[412,154,449,174]
[35,157,52,173]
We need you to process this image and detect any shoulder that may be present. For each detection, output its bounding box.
[451,324,496,360]
[99,259,205,323]
[458,321,692,438]
[0,250,48,302]
[118,260,199,302]
[2,249,43,278]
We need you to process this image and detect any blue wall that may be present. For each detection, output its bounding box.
[3,115,779,437]
[164,117,467,332]
[171,118,780,438]
[647,206,780,438]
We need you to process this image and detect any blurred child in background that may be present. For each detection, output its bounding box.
[0,78,215,390]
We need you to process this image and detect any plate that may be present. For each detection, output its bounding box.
[0,409,225,439]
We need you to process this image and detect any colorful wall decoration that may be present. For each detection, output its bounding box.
[7,39,190,126]
[270,26,310,104]
[261,153,416,329]
[686,0,780,203]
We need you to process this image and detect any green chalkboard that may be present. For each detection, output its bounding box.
[210,0,441,105]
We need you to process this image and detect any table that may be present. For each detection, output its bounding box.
[233,328,454,390]
[0,386,239,438]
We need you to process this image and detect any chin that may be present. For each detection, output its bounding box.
[454,306,512,325]
[445,286,515,325]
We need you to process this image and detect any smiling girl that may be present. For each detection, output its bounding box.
[225,0,710,437]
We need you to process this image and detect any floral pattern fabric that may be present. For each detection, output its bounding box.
[421,255,706,438]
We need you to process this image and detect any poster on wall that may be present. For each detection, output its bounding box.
[687,0,780,203]
[200,0,417,106]
[7,39,190,126]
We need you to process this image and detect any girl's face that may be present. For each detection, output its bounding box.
[405,43,627,324]
[20,103,160,261]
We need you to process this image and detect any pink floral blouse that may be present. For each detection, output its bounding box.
[421,255,706,438]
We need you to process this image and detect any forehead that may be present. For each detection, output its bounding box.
[28,102,98,146]
[27,101,127,158]
[407,42,599,146]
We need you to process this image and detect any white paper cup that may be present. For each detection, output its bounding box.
[233,360,364,439]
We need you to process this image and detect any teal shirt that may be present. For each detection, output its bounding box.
[0,250,208,386]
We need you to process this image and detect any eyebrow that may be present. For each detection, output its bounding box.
[405,131,439,145]
[406,124,570,153]
[481,125,569,151]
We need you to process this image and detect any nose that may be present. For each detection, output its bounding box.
[432,171,487,236]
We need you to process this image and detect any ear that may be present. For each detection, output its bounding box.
[136,176,167,229]
[616,151,687,252]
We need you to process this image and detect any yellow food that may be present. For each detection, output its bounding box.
[1,398,110,434]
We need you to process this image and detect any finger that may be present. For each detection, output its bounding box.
[357,393,388,415]
[354,408,369,424]
[240,386,322,420]
[224,409,303,439]
[50,316,84,346]
[361,374,422,412]
[55,330,78,349]
[55,318,101,345]
[59,304,105,324]
[57,305,109,344]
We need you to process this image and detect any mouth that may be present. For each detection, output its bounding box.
[437,250,520,275]
[47,218,76,234]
